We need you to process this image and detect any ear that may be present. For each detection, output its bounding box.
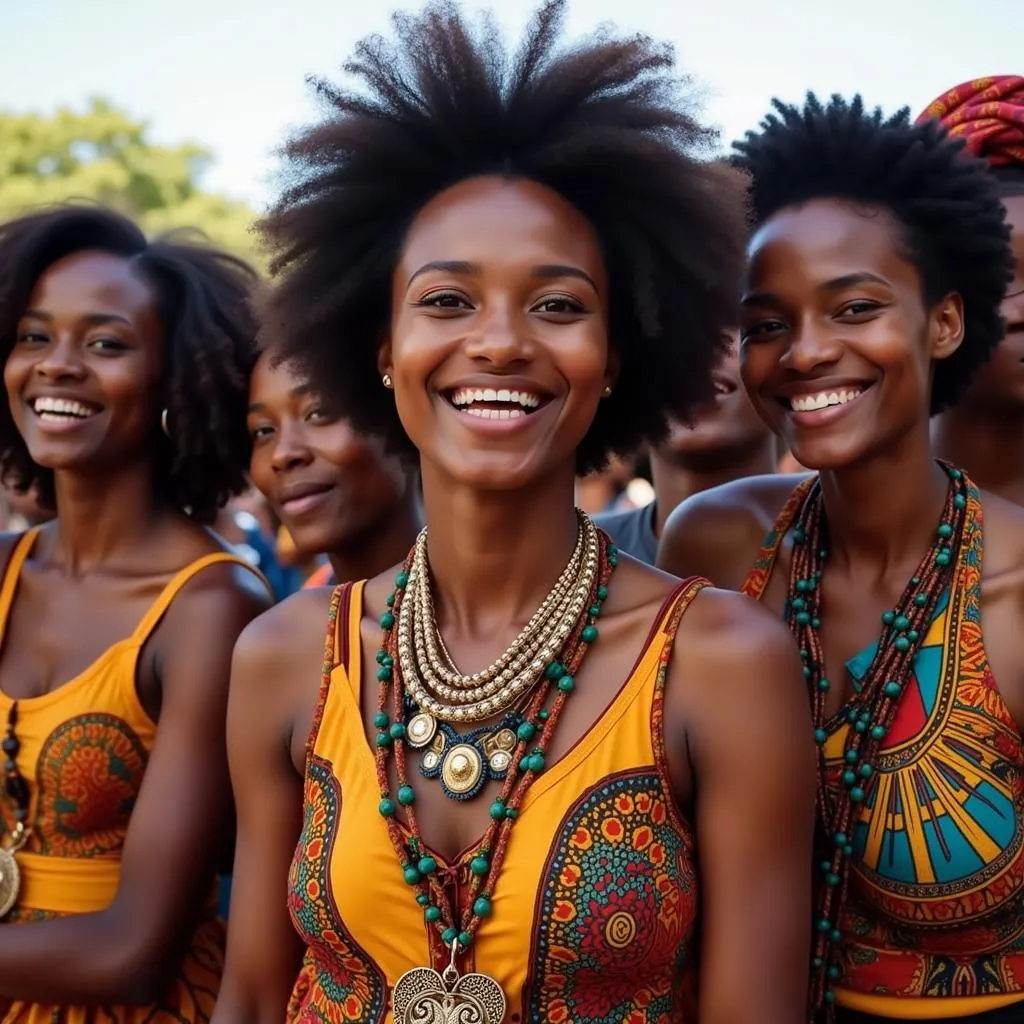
[377,335,394,380]
[930,292,965,363]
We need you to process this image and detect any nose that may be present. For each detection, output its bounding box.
[778,313,844,374]
[1002,285,1024,334]
[34,336,87,382]
[270,421,314,472]
[462,301,533,367]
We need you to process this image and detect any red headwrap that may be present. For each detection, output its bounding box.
[917,76,1024,167]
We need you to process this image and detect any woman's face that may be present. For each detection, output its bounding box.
[5,250,162,475]
[382,176,614,492]
[248,352,411,557]
[738,198,963,470]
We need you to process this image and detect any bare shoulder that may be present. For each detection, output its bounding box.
[979,490,1024,574]
[657,473,810,588]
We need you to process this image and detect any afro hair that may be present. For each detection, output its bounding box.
[0,204,260,523]
[259,0,748,474]
[732,93,1014,415]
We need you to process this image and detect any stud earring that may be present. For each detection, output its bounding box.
[160,408,171,438]
[382,373,393,389]
[601,385,613,399]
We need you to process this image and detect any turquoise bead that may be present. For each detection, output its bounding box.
[803,666,812,680]
[380,612,395,629]
[894,636,911,653]
[907,630,919,642]
[844,750,858,764]
[442,926,458,944]
[608,553,618,567]
[843,844,854,856]
[813,957,824,969]
[859,763,873,778]
[546,662,565,680]
[814,728,827,745]
[830,928,842,942]
[793,529,806,544]
[538,709,549,720]
[489,801,506,820]
[843,770,856,786]
[870,725,886,740]
[581,625,598,644]
[881,610,895,626]
[955,493,966,509]
[795,611,811,626]
[597,585,608,601]
[378,798,396,817]
[884,682,902,699]
[373,712,389,728]
[470,855,489,876]
[375,732,391,748]
[472,896,492,917]
[828,965,841,981]
[850,786,865,802]
[458,930,473,950]
[608,544,618,557]
[949,468,962,479]
[935,551,951,567]
[914,593,927,607]
[395,571,409,588]
[816,918,831,933]
[377,666,392,681]
[376,650,388,664]
[854,721,867,734]
[558,675,575,693]
[517,722,536,742]
[589,604,602,617]
[817,678,830,692]
[938,523,953,539]
[425,905,442,923]
[385,593,395,607]
[834,832,848,847]
[390,723,407,740]
[418,855,437,875]
[811,617,821,629]
[893,615,910,632]
[398,784,416,806]
[528,752,546,772]
[796,579,811,592]
[825,989,836,1004]
[506,808,519,820]
[791,597,806,612]
[416,893,430,906]
[825,873,840,887]
[403,865,421,885]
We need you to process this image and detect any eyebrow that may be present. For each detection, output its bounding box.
[406,261,598,290]
[22,309,134,327]
[247,384,313,415]
[740,272,891,307]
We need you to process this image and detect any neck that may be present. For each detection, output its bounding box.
[932,404,1024,502]
[649,437,778,537]
[329,491,423,584]
[420,463,580,638]
[818,423,949,576]
[49,459,168,574]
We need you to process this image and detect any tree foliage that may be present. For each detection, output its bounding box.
[0,98,261,266]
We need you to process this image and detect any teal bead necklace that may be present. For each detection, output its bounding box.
[786,463,968,1016]
[374,529,617,963]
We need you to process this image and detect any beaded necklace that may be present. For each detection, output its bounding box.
[0,703,30,918]
[358,525,616,1024]
[785,463,968,1019]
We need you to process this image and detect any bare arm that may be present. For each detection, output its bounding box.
[212,591,328,1024]
[0,568,270,1004]
[677,590,815,1024]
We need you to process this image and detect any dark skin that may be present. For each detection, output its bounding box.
[218,176,814,1024]
[933,194,1024,505]
[246,351,421,582]
[658,198,1024,730]
[0,251,269,1005]
[647,332,778,537]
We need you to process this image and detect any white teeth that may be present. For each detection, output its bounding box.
[464,407,525,420]
[32,397,97,419]
[790,388,863,413]
[449,387,542,411]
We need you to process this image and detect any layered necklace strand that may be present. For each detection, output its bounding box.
[365,512,617,1023]
[786,464,968,1019]
[0,703,31,918]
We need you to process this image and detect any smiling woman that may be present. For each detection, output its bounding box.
[0,205,272,1023]
[213,3,816,1024]
[657,95,1024,1024]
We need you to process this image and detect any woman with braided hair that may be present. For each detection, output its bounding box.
[659,93,1024,1022]
[928,77,1024,505]
[214,2,815,1022]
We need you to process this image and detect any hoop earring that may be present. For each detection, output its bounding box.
[161,408,171,438]
[382,373,393,389]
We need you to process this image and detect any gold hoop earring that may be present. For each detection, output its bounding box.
[160,408,171,438]
[601,385,613,399]
[382,373,393,389]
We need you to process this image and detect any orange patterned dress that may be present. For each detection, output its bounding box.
[0,527,263,1024]
[286,578,705,1023]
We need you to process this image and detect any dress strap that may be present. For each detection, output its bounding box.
[0,528,41,647]
[129,552,270,645]
[306,581,358,764]
[740,476,817,600]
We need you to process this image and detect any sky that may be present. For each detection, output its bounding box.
[4,0,1023,210]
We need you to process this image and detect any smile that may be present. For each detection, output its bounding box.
[787,387,864,412]
[30,396,101,422]
[447,387,546,420]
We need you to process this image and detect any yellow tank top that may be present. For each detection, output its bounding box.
[287,578,705,1023]
[0,527,266,1024]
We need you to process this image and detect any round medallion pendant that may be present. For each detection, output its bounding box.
[441,744,484,796]
[407,712,437,749]
[0,848,21,919]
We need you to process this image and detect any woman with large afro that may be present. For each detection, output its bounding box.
[215,3,815,1022]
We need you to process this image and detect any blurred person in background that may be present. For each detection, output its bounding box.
[927,77,1024,505]
[0,205,271,1023]
[600,331,777,564]
[0,483,51,532]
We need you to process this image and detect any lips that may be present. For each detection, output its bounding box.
[29,394,102,423]
[277,480,335,517]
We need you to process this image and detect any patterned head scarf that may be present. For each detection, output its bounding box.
[918,76,1024,188]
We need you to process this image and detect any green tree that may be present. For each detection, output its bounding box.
[0,98,262,266]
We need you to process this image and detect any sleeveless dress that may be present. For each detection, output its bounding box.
[286,577,705,1023]
[0,527,266,1024]
[742,479,1024,1021]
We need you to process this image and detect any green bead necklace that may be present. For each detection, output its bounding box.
[374,533,617,962]
[787,463,969,1016]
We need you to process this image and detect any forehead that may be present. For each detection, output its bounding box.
[27,250,155,318]
[398,176,605,284]
[250,350,305,402]
[746,198,915,291]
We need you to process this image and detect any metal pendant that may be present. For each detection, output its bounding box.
[407,711,437,749]
[393,949,506,1024]
[0,846,21,920]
